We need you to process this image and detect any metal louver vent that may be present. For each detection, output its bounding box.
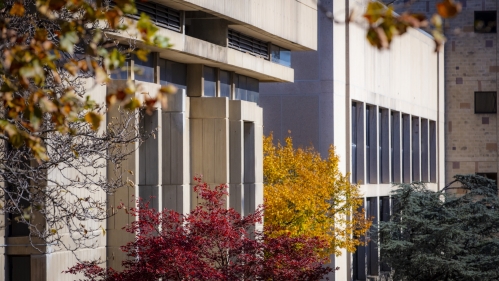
[228,29,269,59]
[127,1,181,32]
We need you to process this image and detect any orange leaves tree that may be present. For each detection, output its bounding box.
[263,134,371,256]
[0,0,171,253]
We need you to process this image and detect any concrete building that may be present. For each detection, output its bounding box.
[260,0,445,280]
[402,0,499,187]
[3,1,317,280]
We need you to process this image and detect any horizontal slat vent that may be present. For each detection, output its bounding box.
[119,1,181,32]
[228,29,269,59]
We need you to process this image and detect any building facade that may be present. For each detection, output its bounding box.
[3,1,317,280]
[260,0,445,280]
[404,0,499,188]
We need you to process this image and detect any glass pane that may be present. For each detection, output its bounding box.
[170,61,187,88]
[247,77,259,103]
[270,44,280,63]
[220,70,231,98]
[159,59,187,93]
[270,44,291,67]
[279,49,291,67]
[133,53,154,82]
[110,60,129,80]
[203,66,216,97]
[235,75,247,101]
[9,256,31,281]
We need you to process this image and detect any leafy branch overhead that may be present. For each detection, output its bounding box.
[0,0,175,160]
[364,0,461,51]
[320,0,461,51]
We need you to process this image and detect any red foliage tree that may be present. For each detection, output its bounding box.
[66,178,333,281]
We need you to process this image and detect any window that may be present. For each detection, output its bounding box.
[430,121,437,183]
[352,200,366,281]
[475,92,497,113]
[235,74,259,104]
[133,53,155,83]
[219,70,231,98]
[366,106,371,184]
[402,114,411,183]
[391,112,395,183]
[132,2,181,32]
[159,59,187,90]
[366,197,379,276]
[8,256,30,281]
[352,103,358,183]
[203,66,217,97]
[228,29,269,59]
[412,117,420,182]
[110,60,130,80]
[270,44,291,67]
[379,109,383,181]
[379,197,391,272]
[474,11,497,33]
[421,119,429,182]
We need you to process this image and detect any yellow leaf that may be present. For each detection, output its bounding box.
[10,2,25,17]
[84,112,103,131]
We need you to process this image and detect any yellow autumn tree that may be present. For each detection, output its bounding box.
[264,134,371,256]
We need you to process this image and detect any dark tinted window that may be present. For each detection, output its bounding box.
[220,70,231,98]
[133,53,154,82]
[203,66,216,97]
[159,59,187,90]
[475,11,497,33]
[352,102,358,183]
[8,256,30,281]
[475,92,497,113]
[235,74,259,104]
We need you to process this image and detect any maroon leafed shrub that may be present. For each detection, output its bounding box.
[66,177,333,281]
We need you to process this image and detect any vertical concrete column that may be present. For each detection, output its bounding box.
[392,111,402,183]
[190,97,229,209]
[229,106,244,215]
[412,117,421,182]
[106,83,140,270]
[228,101,263,217]
[161,89,191,214]
[138,109,162,210]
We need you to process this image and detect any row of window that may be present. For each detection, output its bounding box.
[116,1,291,67]
[110,54,260,104]
[351,102,437,184]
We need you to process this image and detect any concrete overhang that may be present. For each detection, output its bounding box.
[150,0,318,51]
[109,26,294,83]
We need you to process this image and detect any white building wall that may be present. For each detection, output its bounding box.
[260,1,444,280]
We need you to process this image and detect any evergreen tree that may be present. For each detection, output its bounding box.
[377,175,499,281]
